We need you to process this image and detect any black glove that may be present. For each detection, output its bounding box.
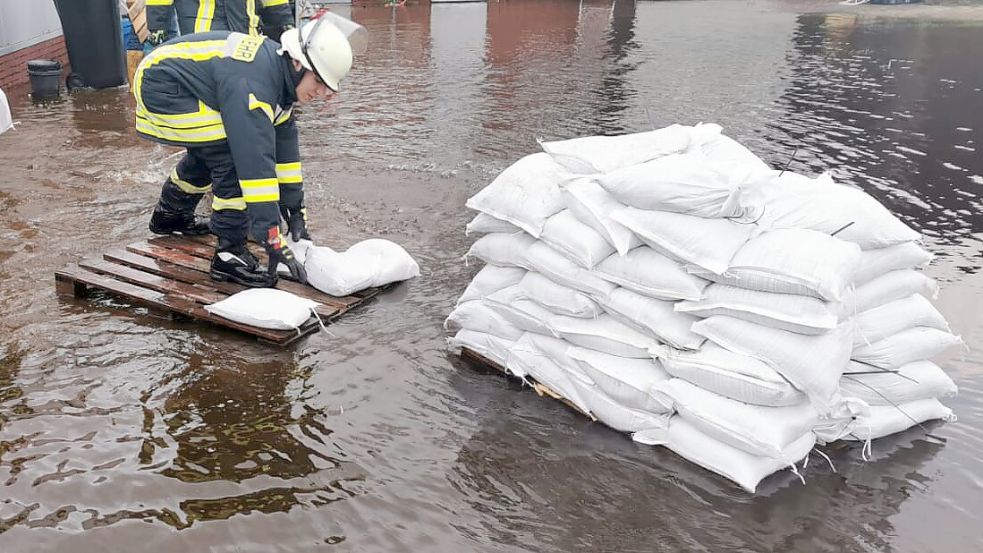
[279,204,311,242]
[265,227,307,284]
[147,29,168,48]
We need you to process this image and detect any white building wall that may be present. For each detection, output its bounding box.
[0,0,64,57]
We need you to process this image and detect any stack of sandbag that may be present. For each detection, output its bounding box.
[447,123,959,492]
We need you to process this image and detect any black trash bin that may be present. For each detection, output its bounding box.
[52,0,127,89]
[27,59,62,98]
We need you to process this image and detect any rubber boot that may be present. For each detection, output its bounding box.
[209,240,275,288]
[149,207,212,235]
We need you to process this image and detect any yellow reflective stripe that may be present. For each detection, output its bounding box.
[276,162,302,184]
[136,118,228,142]
[170,169,212,194]
[274,107,292,126]
[248,93,274,122]
[147,0,173,6]
[195,0,216,33]
[247,0,260,35]
[262,0,290,6]
[136,102,222,129]
[240,178,280,202]
[212,196,247,211]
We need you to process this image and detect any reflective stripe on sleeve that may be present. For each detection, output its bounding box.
[240,178,280,203]
[212,196,247,211]
[195,0,216,33]
[262,0,290,6]
[146,0,174,6]
[275,162,302,184]
[248,93,275,122]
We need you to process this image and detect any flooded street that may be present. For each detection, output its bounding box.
[2,0,983,550]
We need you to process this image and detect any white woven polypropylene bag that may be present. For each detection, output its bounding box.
[205,289,319,330]
[840,360,957,406]
[593,246,708,301]
[465,212,522,235]
[465,152,568,237]
[516,271,603,318]
[507,333,592,414]
[464,232,537,269]
[444,300,524,341]
[457,265,527,304]
[844,269,939,315]
[598,287,705,350]
[539,124,693,175]
[853,242,933,285]
[562,178,642,255]
[675,284,839,335]
[484,285,556,336]
[539,209,616,268]
[549,314,660,359]
[840,398,955,441]
[449,329,516,370]
[567,346,673,414]
[524,241,617,298]
[852,327,962,370]
[852,294,949,347]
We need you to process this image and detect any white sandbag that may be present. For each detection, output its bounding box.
[484,286,556,336]
[854,242,933,285]
[465,153,568,237]
[687,229,861,302]
[611,208,754,275]
[634,416,816,493]
[205,289,318,330]
[539,124,692,175]
[444,301,524,341]
[517,272,603,318]
[853,294,949,348]
[466,212,522,235]
[597,287,705,350]
[687,126,771,174]
[508,334,592,413]
[276,237,316,276]
[593,246,708,301]
[661,343,805,407]
[597,153,746,218]
[692,316,853,409]
[845,269,939,315]
[569,378,670,433]
[464,232,537,269]
[562,179,642,255]
[840,398,955,441]
[522,332,594,384]
[457,265,526,304]
[524,241,617,298]
[539,209,616,268]
[852,327,962,370]
[567,347,673,414]
[449,329,516,369]
[840,360,957,406]
[305,240,420,297]
[675,284,838,335]
[549,314,660,359]
[0,87,11,135]
[655,379,818,459]
[747,172,921,249]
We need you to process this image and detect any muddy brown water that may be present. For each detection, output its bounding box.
[1,1,982,551]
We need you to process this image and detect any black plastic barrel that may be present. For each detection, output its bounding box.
[27,60,62,98]
[52,0,126,89]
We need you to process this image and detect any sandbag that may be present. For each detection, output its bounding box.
[457,265,526,304]
[523,332,594,384]
[840,398,955,441]
[596,153,746,218]
[539,209,616,268]
[854,242,933,285]
[549,314,660,358]
[0,87,12,135]
[517,271,603,318]
[539,124,693,174]
[634,416,816,493]
[597,287,705,350]
[686,126,771,174]
[593,246,708,301]
[686,228,861,302]
[840,360,957,406]
[464,232,537,269]
[524,241,617,298]
[205,289,318,330]
[611,208,754,275]
[562,178,642,255]
[484,285,556,336]
[567,347,673,414]
[655,379,818,459]
[569,378,671,433]
[692,316,853,410]
[444,300,524,341]
[747,172,921,249]
[465,152,568,237]
[306,240,420,297]
[661,342,805,407]
[675,284,839,335]
[466,212,522,235]
[449,329,516,370]
[508,334,592,414]
[844,269,939,315]
[852,327,962,370]
[853,294,949,348]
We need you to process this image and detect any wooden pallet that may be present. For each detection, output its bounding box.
[459,348,594,419]
[55,234,389,346]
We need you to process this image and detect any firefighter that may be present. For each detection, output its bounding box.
[145,0,295,46]
[134,19,353,287]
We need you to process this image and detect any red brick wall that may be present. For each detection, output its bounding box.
[0,36,71,90]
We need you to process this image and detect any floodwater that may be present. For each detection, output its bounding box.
[1,0,982,551]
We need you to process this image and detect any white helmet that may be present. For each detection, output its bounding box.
[280,18,353,92]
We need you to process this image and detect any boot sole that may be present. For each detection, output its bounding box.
[209,270,273,288]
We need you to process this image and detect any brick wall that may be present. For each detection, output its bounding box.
[0,36,70,90]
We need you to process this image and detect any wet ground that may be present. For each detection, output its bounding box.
[1,0,982,551]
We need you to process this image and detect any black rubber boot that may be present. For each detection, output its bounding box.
[149,208,211,236]
[210,244,275,288]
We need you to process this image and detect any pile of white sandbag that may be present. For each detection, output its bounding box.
[446,123,959,492]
